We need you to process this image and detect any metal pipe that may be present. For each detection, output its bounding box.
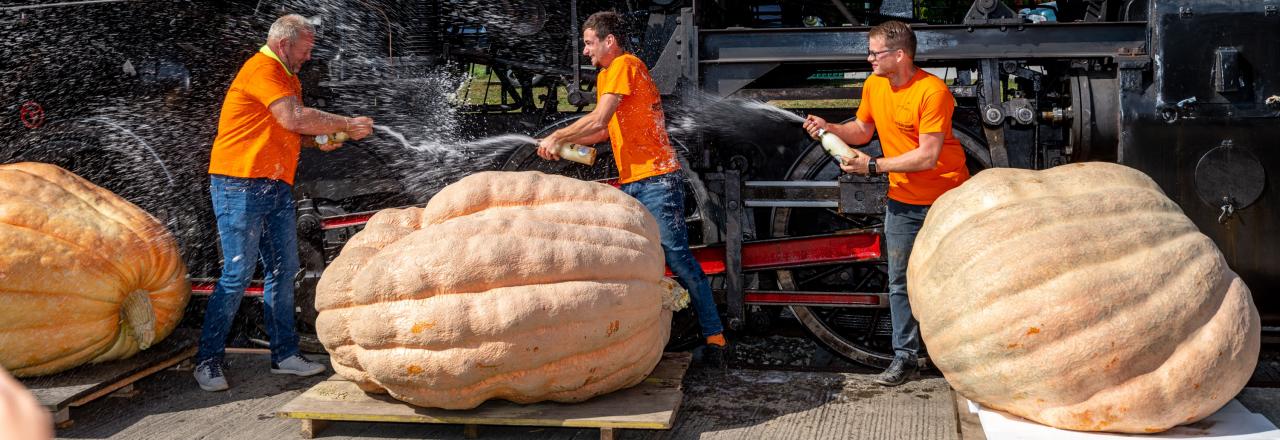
[830,0,861,26]
[571,0,582,90]
[1,0,134,11]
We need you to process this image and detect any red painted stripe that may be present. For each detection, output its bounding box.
[668,232,881,276]
[190,282,264,297]
[744,292,882,306]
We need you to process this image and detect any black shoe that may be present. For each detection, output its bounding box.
[702,344,726,369]
[873,355,918,387]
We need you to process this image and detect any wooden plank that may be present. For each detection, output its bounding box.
[645,352,692,385]
[600,427,615,440]
[300,419,329,439]
[52,407,72,429]
[278,352,690,431]
[22,328,199,409]
[69,346,194,407]
[953,390,987,440]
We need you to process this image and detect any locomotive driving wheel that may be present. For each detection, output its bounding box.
[771,119,989,369]
[501,116,721,351]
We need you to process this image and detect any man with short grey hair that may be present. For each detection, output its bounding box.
[195,13,374,392]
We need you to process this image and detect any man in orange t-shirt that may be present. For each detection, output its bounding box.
[536,11,728,364]
[804,20,969,386]
[196,14,374,392]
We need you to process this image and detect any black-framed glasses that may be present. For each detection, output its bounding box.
[867,48,899,58]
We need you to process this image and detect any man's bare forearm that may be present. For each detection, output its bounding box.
[549,115,608,145]
[292,107,352,136]
[830,120,873,145]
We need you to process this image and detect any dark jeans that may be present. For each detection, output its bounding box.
[621,172,724,338]
[196,175,301,364]
[885,199,930,359]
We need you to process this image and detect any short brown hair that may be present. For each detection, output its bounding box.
[869,20,916,58]
[584,11,628,49]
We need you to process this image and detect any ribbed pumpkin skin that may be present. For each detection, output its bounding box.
[0,162,191,377]
[909,162,1260,433]
[316,171,672,409]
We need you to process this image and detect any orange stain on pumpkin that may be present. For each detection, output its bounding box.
[407,365,423,374]
[411,321,436,333]
[1007,342,1022,349]
[606,320,620,337]
[1025,327,1040,335]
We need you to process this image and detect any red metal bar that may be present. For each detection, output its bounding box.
[190,281,264,297]
[321,211,379,230]
[744,291,884,307]
[668,232,881,276]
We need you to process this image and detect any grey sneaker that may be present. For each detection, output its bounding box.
[270,354,326,376]
[194,359,229,392]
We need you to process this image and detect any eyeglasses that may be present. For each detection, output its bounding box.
[867,48,900,59]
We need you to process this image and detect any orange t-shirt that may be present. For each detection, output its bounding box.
[596,53,679,184]
[856,69,969,205]
[208,46,303,184]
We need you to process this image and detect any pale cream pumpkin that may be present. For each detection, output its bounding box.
[908,162,1259,433]
[0,162,191,377]
[316,171,674,409]
[911,161,1259,432]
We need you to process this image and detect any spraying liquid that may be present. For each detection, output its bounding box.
[375,125,595,166]
[739,100,807,124]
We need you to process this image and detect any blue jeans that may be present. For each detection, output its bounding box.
[197,175,301,364]
[885,199,930,359]
[621,172,724,338]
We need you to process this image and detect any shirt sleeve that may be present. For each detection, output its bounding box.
[597,58,635,96]
[918,87,956,134]
[855,79,873,123]
[243,64,297,108]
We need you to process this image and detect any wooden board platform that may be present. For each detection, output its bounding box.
[278,352,692,439]
[20,328,199,428]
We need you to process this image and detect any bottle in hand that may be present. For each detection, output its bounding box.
[557,143,598,166]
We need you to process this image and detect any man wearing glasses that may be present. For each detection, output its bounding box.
[802,20,970,386]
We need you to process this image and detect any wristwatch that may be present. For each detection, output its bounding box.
[868,157,879,175]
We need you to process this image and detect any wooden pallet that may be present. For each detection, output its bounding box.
[20,328,199,429]
[278,352,693,439]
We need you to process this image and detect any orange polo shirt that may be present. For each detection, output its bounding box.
[596,53,679,184]
[208,45,303,184]
[856,69,969,205]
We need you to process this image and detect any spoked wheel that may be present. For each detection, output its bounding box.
[3,118,198,255]
[500,116,722,350]
[771,120,989,369]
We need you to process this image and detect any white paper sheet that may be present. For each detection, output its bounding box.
[969,399,1280,440]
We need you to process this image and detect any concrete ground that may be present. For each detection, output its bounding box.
[52,349,1280,440]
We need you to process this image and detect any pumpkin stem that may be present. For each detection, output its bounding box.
[658,278,690,311]
[121,290,156,350]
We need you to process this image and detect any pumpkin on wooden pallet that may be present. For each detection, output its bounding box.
[908,162,1260,433]
[0,162,190,377]
[316,171,675,410]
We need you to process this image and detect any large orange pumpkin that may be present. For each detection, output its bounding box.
[908,162,1259,433]
[0,162,190,377]
[316,171,674,409]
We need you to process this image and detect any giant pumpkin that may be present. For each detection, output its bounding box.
[316,171,674,409]
[0,162,190,377]
[908,162,1259,433]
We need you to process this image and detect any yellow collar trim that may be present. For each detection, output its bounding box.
[259,45,294,77]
